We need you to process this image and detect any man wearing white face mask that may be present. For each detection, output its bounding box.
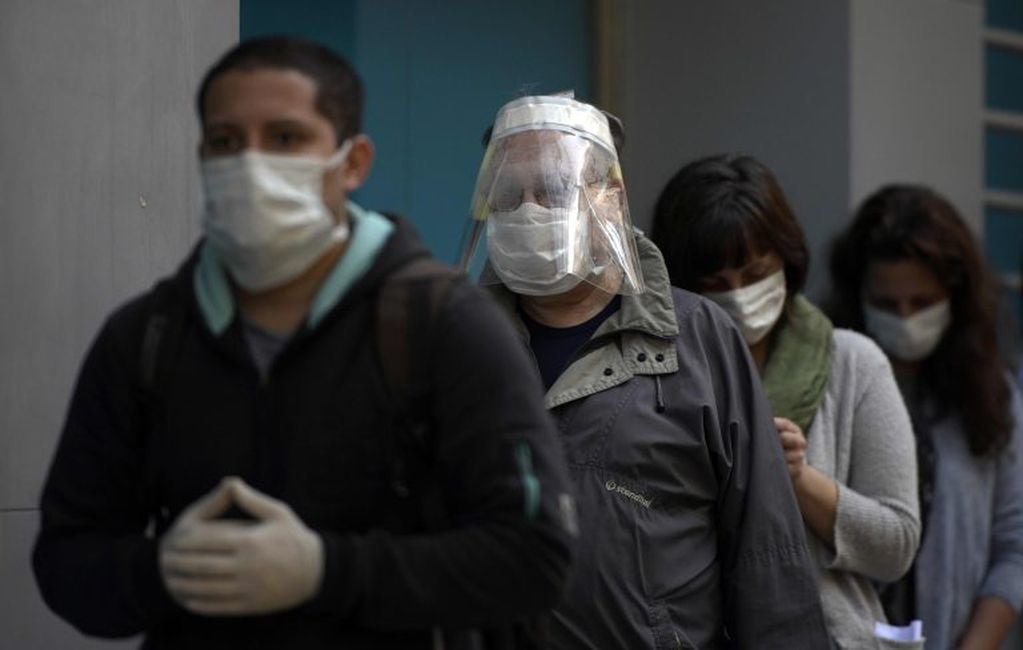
[33,37,576,649]
[461,97,829,648]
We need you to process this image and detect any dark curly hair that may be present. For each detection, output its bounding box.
[650,154,809,296]
[828,184,1011,456]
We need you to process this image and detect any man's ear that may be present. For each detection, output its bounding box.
[341,134,375,192]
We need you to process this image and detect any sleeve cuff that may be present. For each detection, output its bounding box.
[978,562,1023,612]
[829,482,868,569]
[828,483,917,581]
[127,538,180,626]
[305,532,362,617]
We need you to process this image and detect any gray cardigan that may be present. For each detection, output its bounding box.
[804,329,922,648]
[908,376,1023,650]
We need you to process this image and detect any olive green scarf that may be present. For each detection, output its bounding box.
[762,295,833,432]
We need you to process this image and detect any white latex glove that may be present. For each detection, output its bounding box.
[159,477,324,616]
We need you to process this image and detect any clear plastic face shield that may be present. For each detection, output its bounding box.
[459,96,645,296]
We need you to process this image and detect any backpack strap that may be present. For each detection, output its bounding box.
[375,255,462,522]
[376,256,460,410]
[139,280,185,395]
[138,279,188,531]
[378,256,553,650]
[376,257,546,650]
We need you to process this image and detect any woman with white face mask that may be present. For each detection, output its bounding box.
[829,185,1023,650]
[652,154,922,649]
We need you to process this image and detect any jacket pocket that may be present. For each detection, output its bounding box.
[648,602,696,650]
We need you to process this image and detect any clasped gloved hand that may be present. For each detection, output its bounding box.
[159,477,324,616]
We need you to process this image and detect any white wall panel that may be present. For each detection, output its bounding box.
[0,1,237,647]
[850,0,984,232]
[0,0,238,511]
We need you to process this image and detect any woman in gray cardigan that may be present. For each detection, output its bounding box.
[651,155,922,648]
[829,185,1023,650]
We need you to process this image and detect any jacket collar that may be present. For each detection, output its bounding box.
[192,201,394,335]
[488,230,681,408]
[592,232,679,340]
[488,230,679,339]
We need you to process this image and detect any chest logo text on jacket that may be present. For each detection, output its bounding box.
[605,480,653,508]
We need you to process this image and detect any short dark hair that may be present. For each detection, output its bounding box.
[196,36,363,144]
[650,154,809,294]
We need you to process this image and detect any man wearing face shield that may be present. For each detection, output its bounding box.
[33,37,575,649]
[462,95,830,648]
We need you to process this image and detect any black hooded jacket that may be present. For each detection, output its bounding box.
[33,214,575,649]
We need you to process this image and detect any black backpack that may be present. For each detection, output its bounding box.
[138,255,548,650]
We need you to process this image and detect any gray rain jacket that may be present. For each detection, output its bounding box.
[489,234,831,648]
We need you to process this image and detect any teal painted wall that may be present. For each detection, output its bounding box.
[986,127,1023,193]
[241,0,592,263]
[989,0,1023,31]
[984,1,1023,334]
[986,45,1023,113]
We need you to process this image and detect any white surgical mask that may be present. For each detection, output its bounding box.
[486,202,588,295]
[704,269,787,344]
[201,140,353,291]
[862,300,951,362]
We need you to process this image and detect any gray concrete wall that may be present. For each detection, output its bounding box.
[610,0,983,291]
[0,1,237,646]
[850,0,984,233]
[609,0,850,293]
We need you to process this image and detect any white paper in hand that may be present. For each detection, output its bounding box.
[873,620,924,642]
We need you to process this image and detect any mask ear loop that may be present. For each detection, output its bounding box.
[323,138,356,223]
[324,138,356,177]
